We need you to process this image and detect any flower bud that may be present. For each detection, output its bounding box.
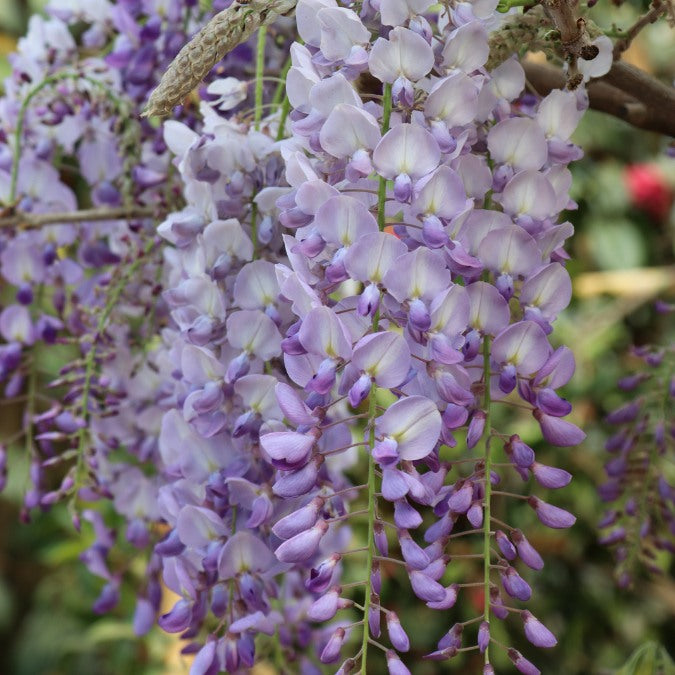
[478,621,490,653]
[320,627,346,664]
[495,530,517,561]
[275,520,328,563]
[522,611,557,648]
[306,553,341,593]
[386,650,412,675]
[528,496,576,529]
[273,497,324,540]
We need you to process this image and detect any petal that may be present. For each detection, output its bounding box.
[218,532,275,579]
[536,89,583,140]
[520,263,571,320]
[487,118,548,171]
[377,396,442,461]
[260,431,315,465]
[492,321,550,375]
[275,521,328,562]
[369,27,434,83]
[413,166,468,219]
[299,306,353,359]
[234,260,280,310]
[466,281,510,336]
[501,170,557,220]
[383,247,450,303]
[352,331,411,388]
[442,21,489,72]
[320,104,381,158]
[226,310,282,360]
[176,506,227,548]
[373,124,440,180]
[430,285,470,336]
[314,194,378,245]
[535,411,585,446]
[424,72,480,126]
[318,6,369,61]
[345,231,408,283]
[275,382,315,426]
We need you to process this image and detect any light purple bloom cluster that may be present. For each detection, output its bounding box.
[0,0,286,620]
[598,331,675,589]
[0,1,594,673]
[0,0,281,512]
[256,1,586,671]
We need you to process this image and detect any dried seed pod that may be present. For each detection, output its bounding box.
[143,0,297,118]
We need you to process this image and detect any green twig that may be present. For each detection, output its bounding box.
[376,83,392,232]
[7,73,127,206]
[482,334,493,667]
[71,238,157,500]
[254,26,267,131]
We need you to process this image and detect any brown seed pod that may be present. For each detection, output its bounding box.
[143,0,297,118]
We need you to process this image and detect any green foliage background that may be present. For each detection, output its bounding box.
[0,1,673,673]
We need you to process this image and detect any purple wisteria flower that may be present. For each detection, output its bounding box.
[0,0,593,672]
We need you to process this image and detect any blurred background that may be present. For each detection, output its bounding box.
[0,0,673,673]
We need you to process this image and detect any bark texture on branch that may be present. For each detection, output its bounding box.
[524,61,675,137]
[143,0,297,118]
[0,206,160,230]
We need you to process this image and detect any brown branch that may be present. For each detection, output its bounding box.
[540,0,600,61]
[523,61,675,136]
[0,206,160,230]
[613,0,668,59]
[600,61,675,122]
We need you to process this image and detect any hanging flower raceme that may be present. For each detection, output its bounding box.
[263,1,587,673]
[598,335,675,588]
[0,0,595,672]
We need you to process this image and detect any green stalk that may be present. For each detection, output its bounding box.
[250,201,259,260]
[360,382,378,673]
[271,57,292,107]
[481,334,493,665]
[361,83,394,670]
[254,26,267,131]
[7,73,126,206]
[275,96,291,142]
[250,26,268,258]
[72,239,156,496]
[376,83,393,232]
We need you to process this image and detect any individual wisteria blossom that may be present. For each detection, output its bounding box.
[0,0,598,673]
[598,332,675,589]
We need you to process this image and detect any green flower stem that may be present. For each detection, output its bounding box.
[496,0,533,11]
[250,25,270,258]
[250,201,259,260]
[254,26,267,131]
[359,81,394,670]
[72,238,157,498]
[275,95,291,141]
[360,391,378,675]
[361,82,393,670]
[360,306,381,674]
[376,83,393,232]
[482,334,493,666]
[8,73,126,206]
[271,57,293,107]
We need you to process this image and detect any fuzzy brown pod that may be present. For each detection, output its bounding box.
[143,0,297,118]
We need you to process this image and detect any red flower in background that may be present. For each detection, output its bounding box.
[625,163,672,221]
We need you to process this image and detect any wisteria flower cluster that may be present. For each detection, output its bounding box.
[598,322,675,589]
[128,1,591,672]
[0,0,289,513]
[0,0,610,673]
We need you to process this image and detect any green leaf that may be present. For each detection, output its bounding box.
[617,642,675,675]
[587,219,647,270]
